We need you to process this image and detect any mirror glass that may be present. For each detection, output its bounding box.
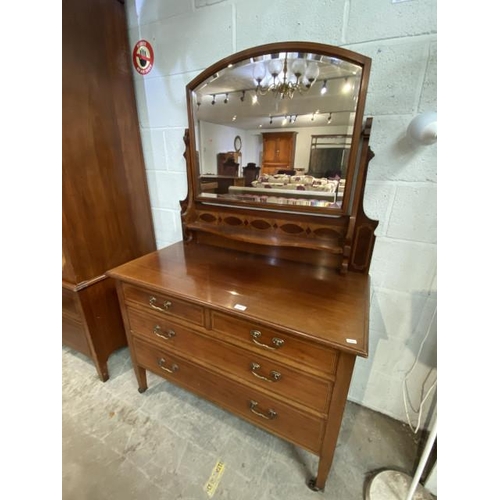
[188,47,366,212]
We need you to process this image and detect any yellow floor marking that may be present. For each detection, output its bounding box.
[204,459,225,498]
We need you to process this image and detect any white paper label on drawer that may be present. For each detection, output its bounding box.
[346,338,358,344]
[234,304,247,311]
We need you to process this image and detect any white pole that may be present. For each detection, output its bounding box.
[405,418,437,500]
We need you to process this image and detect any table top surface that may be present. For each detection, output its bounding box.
[108,241,370,357]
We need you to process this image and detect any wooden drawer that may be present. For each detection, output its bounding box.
[122,283,204,326]
[211,311,338,375]
[62,315,90,356]
[128,310,332,413]
[133,336,324,453]
[62,287,80,320]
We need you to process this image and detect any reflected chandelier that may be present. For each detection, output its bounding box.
[253,54,320,99]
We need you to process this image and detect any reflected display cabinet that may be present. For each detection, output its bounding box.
[108,42,378,491]
[62,0,156,381]
[261,132,297,174]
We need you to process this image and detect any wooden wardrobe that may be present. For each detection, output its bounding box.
[62,0,156,381]
[261,132,297,174]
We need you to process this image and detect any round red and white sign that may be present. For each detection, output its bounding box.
[132,40,154,75]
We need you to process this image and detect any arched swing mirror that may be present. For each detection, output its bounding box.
[185,42,371,215]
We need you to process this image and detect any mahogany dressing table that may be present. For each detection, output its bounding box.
[108,42,378,491]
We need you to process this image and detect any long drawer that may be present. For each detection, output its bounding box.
[211,311,338,375]
[133,336,325,453]
[128,309,332,414]
[122,283,205,326]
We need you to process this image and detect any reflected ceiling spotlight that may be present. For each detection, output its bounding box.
[224,93,229,104]
[232,115,237,121]
[342,77,352,94]
[253,53,320,99]
[260,111,336,126]
[240,90,246,102]
[211,95,216,105]
[251,93,258,105]
[321,80,328,95]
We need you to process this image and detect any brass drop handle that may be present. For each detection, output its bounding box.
[250,330,284,350]
[149,296,172,312]
[249,400,277,420]
[250,362,281,382]
[153,325,176,340]
[157,358,178,374]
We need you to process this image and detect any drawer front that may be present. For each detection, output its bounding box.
[128,310,331,413]
[62,315,90,356]
[122,283,204,326]
[62,287,80,320]
[133,336,324,453]
[211,311,337,375]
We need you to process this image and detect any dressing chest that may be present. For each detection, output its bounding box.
[108,42,378,491]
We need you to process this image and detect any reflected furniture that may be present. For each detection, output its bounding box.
[62,0,156,381]
[199,174,245,194]
[108,42,377,491]
[309,135,352,178]
[242,163,261,186]
[217,151,241,176]
[261,132,297,174]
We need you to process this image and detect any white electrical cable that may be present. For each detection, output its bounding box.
[402,307,437,434]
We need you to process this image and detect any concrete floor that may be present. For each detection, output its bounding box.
[62,346,425,500]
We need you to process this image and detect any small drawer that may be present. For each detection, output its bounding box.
[128,309,332,413]
[62,287,80,320]
[133,336,324,453]
[122,283,204,326]
[211,311,337,375]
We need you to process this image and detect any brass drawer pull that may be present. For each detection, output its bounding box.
[149,296,172,312]
[250,362,281,382]
[153,325,176,340]
[249,400,277,420]
[250,330,284,350]
[157,358,178,374]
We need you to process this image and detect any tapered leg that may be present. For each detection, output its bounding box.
[308,451,335,491]
[136,365,148,393]
[95,359,110,382]
[308,352,357,492]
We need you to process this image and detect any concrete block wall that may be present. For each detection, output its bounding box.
[124,0,437,428]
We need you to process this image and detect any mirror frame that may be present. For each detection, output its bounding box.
[184,41,371,217]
